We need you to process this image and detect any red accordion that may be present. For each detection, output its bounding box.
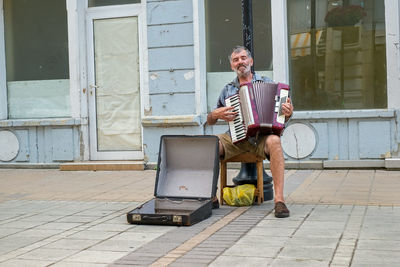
[225,81,290,143]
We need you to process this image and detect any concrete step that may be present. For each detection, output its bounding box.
[60,161,145,171]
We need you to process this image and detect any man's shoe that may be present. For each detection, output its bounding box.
[274,202,290,218]
[212,196,219,209]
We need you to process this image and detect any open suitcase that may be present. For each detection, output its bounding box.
[127,135,219,226]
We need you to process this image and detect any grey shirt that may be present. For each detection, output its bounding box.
[216,73,273,109]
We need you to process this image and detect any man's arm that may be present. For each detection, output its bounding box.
[207,111,218,125]
[207,106,237,125]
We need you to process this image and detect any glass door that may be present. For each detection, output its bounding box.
[87,5,144,160]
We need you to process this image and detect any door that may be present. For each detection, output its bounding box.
[87,5,145,160]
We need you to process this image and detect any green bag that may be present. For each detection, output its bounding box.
[222,184,256,206]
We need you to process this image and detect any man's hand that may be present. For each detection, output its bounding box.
[207,106,237,125]
[282,98,293,120]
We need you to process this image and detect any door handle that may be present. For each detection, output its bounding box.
[89,84,99,89]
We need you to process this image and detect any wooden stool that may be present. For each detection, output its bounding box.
[220,152,264,205]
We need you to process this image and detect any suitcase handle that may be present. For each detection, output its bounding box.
[142,215,169,222]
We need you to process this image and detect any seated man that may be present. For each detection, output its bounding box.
[207,46,293,218]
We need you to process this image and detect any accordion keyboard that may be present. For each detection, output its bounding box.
[226,94,246,143]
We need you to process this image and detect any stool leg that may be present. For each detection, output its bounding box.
[220,161,227,205]
[256,161,264,204]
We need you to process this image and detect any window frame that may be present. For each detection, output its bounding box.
[0,0,76,120]
[0,0,7,119]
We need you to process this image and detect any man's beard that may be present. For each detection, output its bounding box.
[235,64,251,78]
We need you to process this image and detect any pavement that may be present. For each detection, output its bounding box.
[0,168,400,266]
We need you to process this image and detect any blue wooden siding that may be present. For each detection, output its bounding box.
[149,93,196,115]
[147,0,193,25]
[51,128,75,161]
[149,70,195,94]
[0,120,81,164]
[14,129,30,162]
[146,0,196,121]
[310,123,328,159]
[148,46,194,71]
[147,23,194,48]
[359,121,391,159]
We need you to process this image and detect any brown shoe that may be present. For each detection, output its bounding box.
[274,202,290,218]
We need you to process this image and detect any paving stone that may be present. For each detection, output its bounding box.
[0,258,54,267]
[270,258,330,267]
[293,227,343,239]
[52,262,108,266]
[0,221,45,229]
[357,239,400,251]
[285,236,339,248]
[63,250,129,264]
[169,262,208,267]
[246,226,296,237]
[222,243,281,258]
[55,216,99,223]
[209,255,273,267]
[16,248,79,261]
[42,238,100,250]
[351,249,400,265]
[173,257,215,264]
[35,222,83,231]
[65,230,118,240]
[236,235,288,247]
[277,246,335,261]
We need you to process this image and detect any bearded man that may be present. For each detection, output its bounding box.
[207,46,293,218]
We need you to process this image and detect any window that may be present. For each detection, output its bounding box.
[88,0,140,7]
[205,0,272,111]
[4,0,70,118]
[288,0,387,110]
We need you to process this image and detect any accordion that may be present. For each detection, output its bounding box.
[225,81,290,143]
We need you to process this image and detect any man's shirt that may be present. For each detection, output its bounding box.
[216,73,273,108]
[215,73,274,145]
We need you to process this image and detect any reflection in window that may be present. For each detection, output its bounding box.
[288,0,386,110]
[4,0,70,118]
[205,0,272,111]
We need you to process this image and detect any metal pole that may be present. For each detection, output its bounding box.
[234,0,273,201]
[242,0,255,73]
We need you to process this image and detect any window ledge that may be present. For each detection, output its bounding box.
[142,115,202,127]
[292,109,395,120]
[0,118,88,127]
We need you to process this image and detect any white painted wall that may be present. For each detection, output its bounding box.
[385,0,400,109]
[0,0,7,120]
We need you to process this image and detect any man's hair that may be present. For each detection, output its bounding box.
[228,45,252,62]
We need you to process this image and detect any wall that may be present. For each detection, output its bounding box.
[143,0,205,162]
[0,119,83,165]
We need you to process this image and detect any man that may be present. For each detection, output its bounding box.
[207,46,293,218]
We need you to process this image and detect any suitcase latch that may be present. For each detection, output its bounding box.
[173,215,182,223]
[131,214,141,222]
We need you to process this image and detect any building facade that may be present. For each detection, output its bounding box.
[0,0,399,168]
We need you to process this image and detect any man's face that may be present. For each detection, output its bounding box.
[230,49,253,77]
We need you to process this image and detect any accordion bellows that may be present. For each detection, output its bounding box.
[225,81,290,143]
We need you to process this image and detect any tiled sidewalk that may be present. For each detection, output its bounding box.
[0,169,399,266]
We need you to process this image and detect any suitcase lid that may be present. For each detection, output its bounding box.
[154,135,219,199]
